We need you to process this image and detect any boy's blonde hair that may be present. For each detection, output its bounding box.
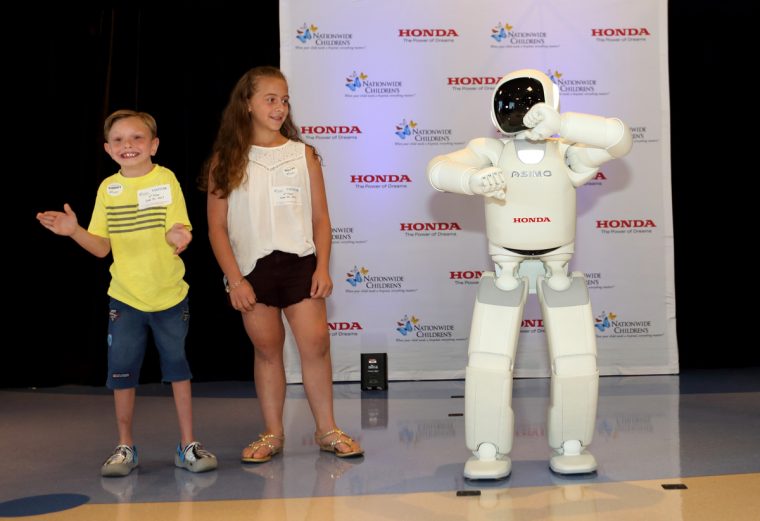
[103,110,158,140]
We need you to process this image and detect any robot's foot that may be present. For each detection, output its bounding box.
[464,455,511,480]
[549,452,597,475]
[550,452,597,474]
[549,440,597,474]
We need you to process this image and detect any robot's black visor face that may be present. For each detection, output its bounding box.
[493,77,546,133]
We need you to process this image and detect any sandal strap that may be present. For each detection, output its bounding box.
[248,433,285,451]
[317,428,354,447]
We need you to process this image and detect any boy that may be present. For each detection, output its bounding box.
[37,110,217,477]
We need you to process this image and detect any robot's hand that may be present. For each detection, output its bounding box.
[565,145,596,175]
[468,167,506,200]
[523,103,561,141]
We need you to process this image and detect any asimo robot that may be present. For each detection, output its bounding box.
[427,69,632,479]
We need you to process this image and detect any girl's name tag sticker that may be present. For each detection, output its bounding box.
[272,186,302,206]
[281,165,298,177]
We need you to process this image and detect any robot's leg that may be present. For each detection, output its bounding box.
[464,272,527,479]
[538,271,598,474]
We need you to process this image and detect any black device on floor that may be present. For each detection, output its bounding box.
[360,353,388,390]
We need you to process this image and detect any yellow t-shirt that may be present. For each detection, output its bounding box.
[88,165,191,311]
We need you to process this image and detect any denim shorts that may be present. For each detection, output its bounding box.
[106,296,192,389]
[245,251,316,308]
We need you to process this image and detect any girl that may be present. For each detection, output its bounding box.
[204,67,363,462]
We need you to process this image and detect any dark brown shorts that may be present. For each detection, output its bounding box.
[244,251,316,308]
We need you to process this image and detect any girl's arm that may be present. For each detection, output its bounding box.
[207,176,256,311]
[36,203,111,258]
[307,146,333,299]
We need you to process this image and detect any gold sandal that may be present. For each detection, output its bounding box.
[315,429,364,458]
[241,433,284,463]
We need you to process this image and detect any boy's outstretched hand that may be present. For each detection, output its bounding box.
[166,223,192,255]
[36,203,78,236]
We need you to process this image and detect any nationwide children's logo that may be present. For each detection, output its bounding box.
[296,23,318,43]
[490,21,513,41]
[630,125,659,144]
[394,314,465,342]
[398,420,457,445]
[594,311,616,332]
[489,20,557,49]
[295,22,363,50]
[332,225,368,245]
[584,272,615,290]
[393,118,462,146]
[395,119,417,139]
[345,265,369,287]
[546,68,610,97]
[344,265,417,294]
[594,311,657,337]
[345,71,367,91]
[343,70,411,98]
[597,414,654,442]
[395,314,420,336]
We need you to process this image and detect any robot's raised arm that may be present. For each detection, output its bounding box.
[427,138,503,195]
[560,113,633,187]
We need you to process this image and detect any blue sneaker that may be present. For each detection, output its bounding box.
[101,445,138,477]
[175,441,218,473]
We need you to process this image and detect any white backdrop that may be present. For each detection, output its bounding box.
[279,0,676,382]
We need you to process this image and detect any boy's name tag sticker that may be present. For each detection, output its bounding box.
[281,165,298,177]
[272,186,302,206]
[138,184,172,209]
[107,183,123,196]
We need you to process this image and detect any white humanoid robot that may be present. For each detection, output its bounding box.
[427,69,632,479]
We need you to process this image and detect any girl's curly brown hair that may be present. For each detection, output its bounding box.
[200,66,305,198]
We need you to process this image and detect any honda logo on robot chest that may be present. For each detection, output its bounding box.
[513,217,552,223]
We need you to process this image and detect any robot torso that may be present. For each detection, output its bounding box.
[485,139,576,251]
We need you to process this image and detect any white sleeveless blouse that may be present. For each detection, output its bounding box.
[227,140,314,276]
